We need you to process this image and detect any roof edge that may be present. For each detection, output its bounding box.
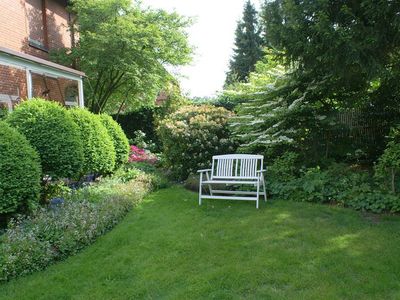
[0,47,85,77]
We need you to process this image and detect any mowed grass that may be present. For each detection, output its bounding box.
[1,186,400,299]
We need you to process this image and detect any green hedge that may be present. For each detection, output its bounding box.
[113,107,159,143]
[157,105,236,180]
[6,99,84,179]
[100,114,130,168]
[0,121,41,214]
[69,108,116,175]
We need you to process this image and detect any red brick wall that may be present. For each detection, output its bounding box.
[0,0,78,108]
[0,0,28,54]
[0,0,72,60]
[46,0,73,51]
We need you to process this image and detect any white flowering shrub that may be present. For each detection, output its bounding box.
[157,105,237,180]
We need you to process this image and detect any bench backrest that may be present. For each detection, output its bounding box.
[211,154,263,180]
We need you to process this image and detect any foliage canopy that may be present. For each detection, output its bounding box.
[54,0,193,113]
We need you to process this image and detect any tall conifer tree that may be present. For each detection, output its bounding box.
[225,1,263,86]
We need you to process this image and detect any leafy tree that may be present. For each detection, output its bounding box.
[262,0,400,108]
[228,52,306,155]
[54,0,192,113]
[225,1,264,86]
[229,0,400,163]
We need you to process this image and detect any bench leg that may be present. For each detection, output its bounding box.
[256,181,260,209]
[205,172,213,196]
[259,174,267,202]
[199,173,203,206]
[262,174,267,202]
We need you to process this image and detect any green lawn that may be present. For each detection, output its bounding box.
[1,186,400,299]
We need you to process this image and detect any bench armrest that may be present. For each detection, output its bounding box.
[197,169,212,173]
[256,169,266,173]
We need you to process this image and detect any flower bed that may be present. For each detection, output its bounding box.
[128,145,157,164]
[0,165,166,282]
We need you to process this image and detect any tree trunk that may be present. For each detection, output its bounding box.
[115,99,127,120]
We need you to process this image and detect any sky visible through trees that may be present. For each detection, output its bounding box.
[142,0,261,98]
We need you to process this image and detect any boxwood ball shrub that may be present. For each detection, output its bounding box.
[69,108,116,175]
[6,99,84,179]
[0,121,41,214]
[100,114,130,168]
[157,105,236,180]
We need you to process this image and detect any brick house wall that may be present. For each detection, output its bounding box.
[0,0,73,59]
[0,0,79,108]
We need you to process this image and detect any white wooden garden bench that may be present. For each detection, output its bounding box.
[197,154,267,209]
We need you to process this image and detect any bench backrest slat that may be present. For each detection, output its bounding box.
[211,154,263,180]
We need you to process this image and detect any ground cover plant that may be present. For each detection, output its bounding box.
[1,186,400,299]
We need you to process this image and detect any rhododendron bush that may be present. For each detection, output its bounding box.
[157,105,237,180]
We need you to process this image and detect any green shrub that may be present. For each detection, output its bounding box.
[0,122,42,214]
[374,126,400,193]
[0,106,8,120]
[113,107,159,145]
[100,114,130,168]
[69,108,116,175]
[157,105,236,180]
[6,99,84,179]
[267,152,299,198]
[267,161,400,213]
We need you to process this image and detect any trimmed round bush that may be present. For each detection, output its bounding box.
[100,114,130,168]
[69,108,116,175]
[0,121,41,214]
[6,99,84,179]
[157,105,236,180]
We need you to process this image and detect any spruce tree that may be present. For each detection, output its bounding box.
[225,1,263,86]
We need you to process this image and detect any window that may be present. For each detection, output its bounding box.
[65,85,79,107]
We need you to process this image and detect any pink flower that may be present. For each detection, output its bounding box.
[128,145,157,164]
